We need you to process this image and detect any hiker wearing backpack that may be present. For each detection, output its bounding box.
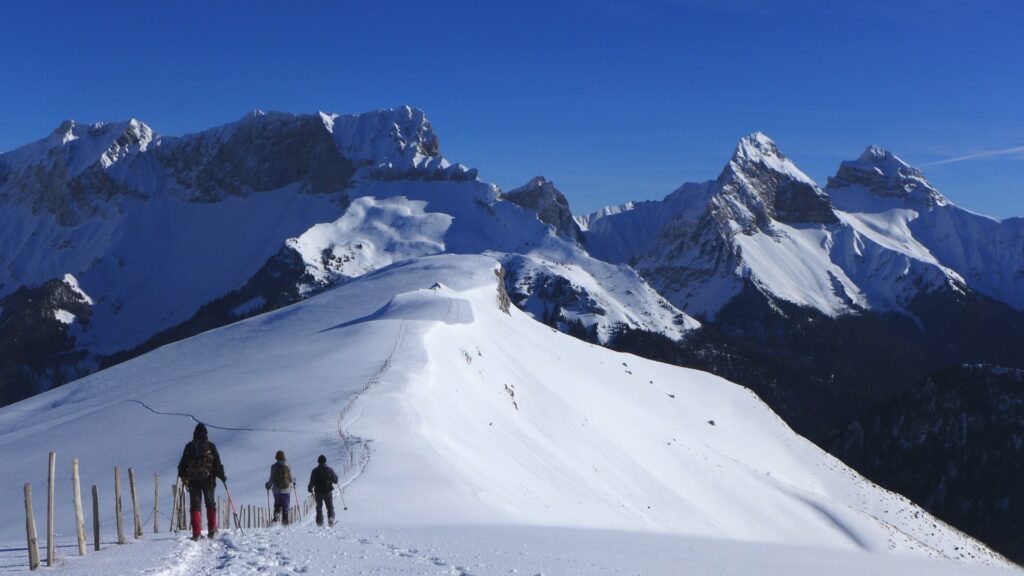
[176,423,226,540]
[265,450,294,525]
[307,455,339,527]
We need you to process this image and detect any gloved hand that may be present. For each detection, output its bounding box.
[220,475,227,482]
[307,487,313,493]
[265,481,272,490]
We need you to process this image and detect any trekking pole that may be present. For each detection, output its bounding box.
[266,488,271,523]
[292,484,301,522]
[220,480,243,535]
[339,484,348,511]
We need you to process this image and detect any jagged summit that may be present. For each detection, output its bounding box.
[732,131,782,163]
[0,106,470,220]
[319,105,442,167]
[725,131,818,187]
[503,176,584,242]
[858,145,920,175]
[828,145,947,206]
[4,117,156,177]
[714,132,837,229]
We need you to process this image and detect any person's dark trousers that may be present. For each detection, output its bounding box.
[273,492,291,525]
[188,478,217,538]
[189,478,217,511]
[314,492,335,526]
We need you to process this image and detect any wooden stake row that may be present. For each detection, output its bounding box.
[23,456,166,570]
[23,454,323,571]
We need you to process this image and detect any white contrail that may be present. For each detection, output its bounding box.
[922,145,1024,167]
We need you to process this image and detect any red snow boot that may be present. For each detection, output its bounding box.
[207,508,218,539]
[190,510,202,540]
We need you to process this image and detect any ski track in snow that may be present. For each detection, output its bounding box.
[125,400,294,433]
[24,522,1015,576]
[336,319,408,494]
[144,524,478,576]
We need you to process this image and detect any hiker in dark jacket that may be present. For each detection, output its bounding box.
[177,423,226,540]
[307,454,339,526]
[265,450,294,525]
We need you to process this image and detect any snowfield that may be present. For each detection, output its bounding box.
[1,525,1017,576]
[0,254,1012,574]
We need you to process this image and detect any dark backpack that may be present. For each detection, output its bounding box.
[311,465,337,493]
[186,440,214,482]
[271,462,292,490]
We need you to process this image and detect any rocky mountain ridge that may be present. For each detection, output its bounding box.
[0,106,693,406]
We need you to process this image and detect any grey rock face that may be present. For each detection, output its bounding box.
[0,276,94,404]
[501,256,602,340]
[502,177,584,243]
[0,119,152,225]
[154,112,357,201]
[716,133,838,230]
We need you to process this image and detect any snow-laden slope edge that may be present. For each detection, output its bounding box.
[0,254,1003,566]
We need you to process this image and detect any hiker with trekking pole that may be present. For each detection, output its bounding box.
[265,450,294,525]
[177,423,227,540]
[308,455,340,527]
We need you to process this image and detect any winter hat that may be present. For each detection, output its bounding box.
[317,455,327,464]
[193,423,208,440]
[275,450,286,461]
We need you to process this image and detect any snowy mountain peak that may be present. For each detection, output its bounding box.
[726,132,817,187]
[714,133,837,229]
[828,145,947,206]
[321,105,442,168]
[53,118,78,142]
[733,131,780,161]
[4,117,156,177]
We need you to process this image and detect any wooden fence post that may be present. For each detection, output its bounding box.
[46,451,55,567]
[91,485,100,551]
[169,482,177,532]
[153,474,159,534]
[114,467,125,544]
[129,468,142,539]
[179,483,187,530]
[72,458,86,556]
[25,483,39,571]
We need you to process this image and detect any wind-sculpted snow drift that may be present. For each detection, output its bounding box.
[0,255,1004,569]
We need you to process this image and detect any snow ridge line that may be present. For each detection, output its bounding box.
[336,319,408,494]
[126,399,292,433]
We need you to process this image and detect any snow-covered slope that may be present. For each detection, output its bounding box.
[282,175,696,342]
[0,254,1002,567]
[827,146,1024,310]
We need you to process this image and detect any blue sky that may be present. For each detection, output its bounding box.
[1,0,1021,218]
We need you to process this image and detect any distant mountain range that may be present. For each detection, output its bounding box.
[0,107,692,405]
[579,131,1024,434]
[2,106,1023,561]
